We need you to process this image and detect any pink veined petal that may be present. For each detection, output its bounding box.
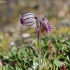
[44,20,49,29]
[23,15,34,20]
[24,18,35,23]
[42,18,50,30]
[23,13,35,19]
[20,13,37,26]
[44,18,51,29]
[25,18,36,26]
[23,13,34,17]
[42,19,50,32]
[44,18,54,31]
[41,18,54,32]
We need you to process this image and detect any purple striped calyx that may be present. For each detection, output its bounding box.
[40,18,54,32]
[20,13,37,26]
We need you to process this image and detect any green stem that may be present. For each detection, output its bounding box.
[37,29,41,70]
[51,67,52,70]
[53,65,56,70]
[56,66,58,70]
[36,18,41,70]
[38,48,41,70]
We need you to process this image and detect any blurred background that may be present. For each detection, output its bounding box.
[0,0,70,50]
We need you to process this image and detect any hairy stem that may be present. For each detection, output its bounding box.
[38,48,41,70]
[36,18,41,70]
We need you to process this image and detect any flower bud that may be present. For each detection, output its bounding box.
[20,13,37,26]
[40,18,54,32]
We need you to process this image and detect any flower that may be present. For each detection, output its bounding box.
[20,13,37,26]
[20,13,54,32]
[40,18,54,32]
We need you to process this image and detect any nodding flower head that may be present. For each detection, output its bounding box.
[20,13,37,26]
[40,18,54,33]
